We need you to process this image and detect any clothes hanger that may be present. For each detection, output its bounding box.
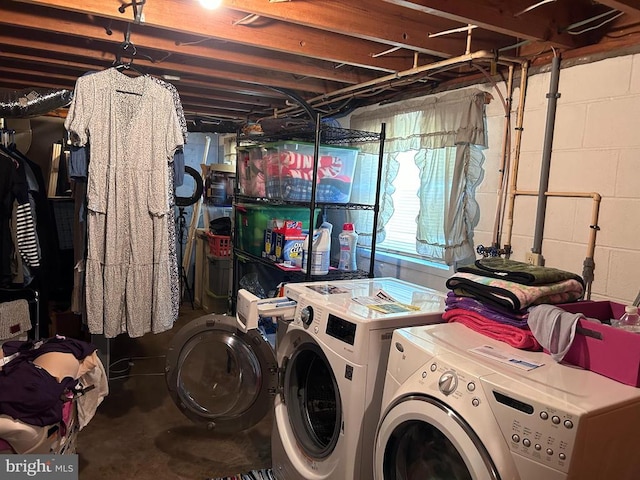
[0,146,19,168]
[113,42,145,74]
[0,129,26,164]
[111,42,148,97]
[111,24,147,78]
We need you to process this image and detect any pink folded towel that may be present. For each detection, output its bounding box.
[443,308,542,351]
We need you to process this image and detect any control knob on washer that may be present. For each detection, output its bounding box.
[438,371,458,395]
[300,306,314,326]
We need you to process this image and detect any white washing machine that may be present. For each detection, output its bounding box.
[375,322,640,480]
[165,277,446,480]
[271,278,446,480]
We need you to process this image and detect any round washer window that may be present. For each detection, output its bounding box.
[166,316,277,433]
[284,342,342,459]
[177,331,261,418]
[383,419,472,480]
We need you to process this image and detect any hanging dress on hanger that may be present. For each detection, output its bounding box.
[65,68,183,338]
[147,75,189,325]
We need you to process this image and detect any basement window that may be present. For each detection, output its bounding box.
[348,88,489,266]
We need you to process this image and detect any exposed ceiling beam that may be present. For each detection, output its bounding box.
[223,0,508,57]
[382,0,584,48]
[0,34,344,95]
[0,3,376,85]
[595,0,640,15]
[14,0,418,72]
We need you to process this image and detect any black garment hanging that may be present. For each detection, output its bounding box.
[0,148,25,287]
[0,133,50,338]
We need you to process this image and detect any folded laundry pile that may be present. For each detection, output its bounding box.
[0,335,108,453]
[444,258,585,351]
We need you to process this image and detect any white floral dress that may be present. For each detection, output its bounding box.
[65,68,183,338]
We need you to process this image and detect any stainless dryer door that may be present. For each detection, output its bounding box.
[165,314,277,433]
[375,395,501,480]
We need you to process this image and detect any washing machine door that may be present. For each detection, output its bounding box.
[375,395,501,480]
[165,314,277,433]
[280,333,342,460]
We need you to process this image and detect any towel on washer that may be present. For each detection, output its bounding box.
[443,308,541,351]
[527,304,596,362]
[445,272,584,311]
[457,258,585,287]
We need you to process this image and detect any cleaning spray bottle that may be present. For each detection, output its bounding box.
[302,221,333,275]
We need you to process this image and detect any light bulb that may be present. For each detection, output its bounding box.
[199,0,223,9]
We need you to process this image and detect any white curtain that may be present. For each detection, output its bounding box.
[350,88,490,264]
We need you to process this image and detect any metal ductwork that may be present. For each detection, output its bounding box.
[0,87,73,119]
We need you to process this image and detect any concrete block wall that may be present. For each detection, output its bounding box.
[475,53,640,304]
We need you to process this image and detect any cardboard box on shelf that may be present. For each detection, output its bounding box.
[264,220,306,265]
[274,232,306,265]
[264,228,275,256]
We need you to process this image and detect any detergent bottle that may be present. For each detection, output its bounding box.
[302,222,332,275]
[337,223,358,271]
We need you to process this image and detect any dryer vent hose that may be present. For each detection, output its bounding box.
[1,87,73,118]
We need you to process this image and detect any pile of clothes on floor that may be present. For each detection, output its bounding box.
[0,335,108,454]
[444,257,585,352]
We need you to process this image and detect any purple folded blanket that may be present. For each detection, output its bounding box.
[445,292,529,327]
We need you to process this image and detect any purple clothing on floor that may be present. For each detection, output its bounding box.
[0,336,97,427]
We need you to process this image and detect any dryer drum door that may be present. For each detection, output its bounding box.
[283,341,342,460]
[376,396,500,480]
[165,314,277,433]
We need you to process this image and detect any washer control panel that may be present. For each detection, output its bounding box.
[484,381,579,474]
[412,355,578,475]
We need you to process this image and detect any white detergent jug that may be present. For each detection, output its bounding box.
[338,223,358,271]
[302,222,332,275]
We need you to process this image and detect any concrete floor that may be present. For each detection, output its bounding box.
[76,305,272,480]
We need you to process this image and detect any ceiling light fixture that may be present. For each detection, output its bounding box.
[199,0,223,9]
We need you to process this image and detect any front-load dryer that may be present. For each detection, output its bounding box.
[271,278,446,480]
[375,322,640,480]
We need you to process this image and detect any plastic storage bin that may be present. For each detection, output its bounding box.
[206,233,231,257]
[207,256,231,297]
[235,203,319,257]
[263,141,359,203]
[237,146,266,197]
[558,301,640,387]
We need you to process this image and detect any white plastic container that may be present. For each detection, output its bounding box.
[616,305,640,333]
[338,223,358,271]
[302,222,332,275]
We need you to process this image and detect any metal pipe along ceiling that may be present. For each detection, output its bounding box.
[273,50,527,118]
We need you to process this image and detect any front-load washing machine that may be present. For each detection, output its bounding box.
[270,278,446,480]
[165,277,446,479]
[375,322,640,480]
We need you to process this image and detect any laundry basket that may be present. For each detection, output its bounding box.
[0,395,79,455]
